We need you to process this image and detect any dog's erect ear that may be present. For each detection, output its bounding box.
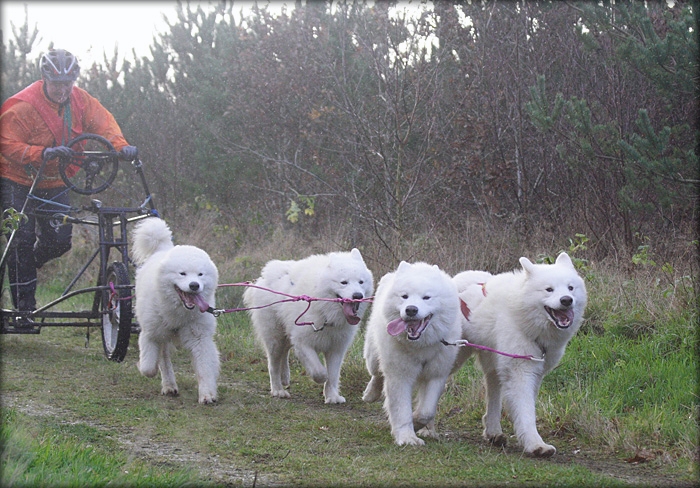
[555,252,574,268]
[350,248,364,262]
[519,256,535,275]
[397,261,411,273]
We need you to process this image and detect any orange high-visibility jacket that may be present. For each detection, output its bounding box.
[0,80,129,189]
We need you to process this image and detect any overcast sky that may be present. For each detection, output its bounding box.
[0,2,186,67]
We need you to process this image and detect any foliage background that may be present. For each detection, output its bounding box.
[2,0,697,275]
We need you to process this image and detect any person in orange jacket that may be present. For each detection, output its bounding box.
[0,48,138,314]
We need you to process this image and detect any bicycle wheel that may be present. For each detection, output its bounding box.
[101,262,132,362]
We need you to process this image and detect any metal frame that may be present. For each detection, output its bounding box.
[0,135,158,360]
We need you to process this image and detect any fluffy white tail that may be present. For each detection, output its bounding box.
[131,217,174,265]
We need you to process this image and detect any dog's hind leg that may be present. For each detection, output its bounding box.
[362,339,383,402]
[362,375,383,403]
[159,342,179,396]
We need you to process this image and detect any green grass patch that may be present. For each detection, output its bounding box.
[1,409,202,487]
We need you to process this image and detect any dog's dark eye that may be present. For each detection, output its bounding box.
[359,280,364,285]
[180,272,186,276]
[546,287,554,292]
[401,294,408,299]
[568,285,574,291]
[341,280,348,285]
[199,273,203,276]
[423,296,431,300]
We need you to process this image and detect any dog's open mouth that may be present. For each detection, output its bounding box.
[176,287,210,313]
[387,314,433,340]
[545,306,574,329]
[341,298,362,325]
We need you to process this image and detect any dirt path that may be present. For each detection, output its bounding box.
[5,392,693,488]
[1,331,695,487]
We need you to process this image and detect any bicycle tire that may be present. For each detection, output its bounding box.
[101,262,132,362]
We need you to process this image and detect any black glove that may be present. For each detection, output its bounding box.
[43,146,74,160]
[119,145,138,161]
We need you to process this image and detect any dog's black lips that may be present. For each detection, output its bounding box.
[545,306,574,329]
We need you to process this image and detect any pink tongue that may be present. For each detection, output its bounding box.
[387,318,407,336]
[343,302,361,325]
[192,293,210,313]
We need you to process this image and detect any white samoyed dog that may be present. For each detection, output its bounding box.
[132,218,220,404]
[243,249,373,404]
[452,252,587,457]
[363,261,461,446]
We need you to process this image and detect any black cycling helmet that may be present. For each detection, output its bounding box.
[40,49,80,82]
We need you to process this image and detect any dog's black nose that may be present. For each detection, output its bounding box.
[189,282,200,292]
[405,305,418,317]
[352,292,363,300]
[560,296,573,307]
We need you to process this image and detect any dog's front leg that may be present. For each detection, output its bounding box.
[137,333,160,378]
[413,376,446,438]
[385,376,424,446]
[188,335,220,404]
[322,349,347,404]
[158,342,179,396]
[263,339,292,398]
[503,366,555,457]
[294,343,328,384]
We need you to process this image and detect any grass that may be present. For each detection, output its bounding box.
[1,230,698,486]
[1,409,200,487]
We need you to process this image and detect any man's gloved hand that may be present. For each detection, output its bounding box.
[119,145,138,161]
[43,146,74,160]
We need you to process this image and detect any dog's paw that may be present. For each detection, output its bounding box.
[395,431,425,446]
[161,386,179,397]
[271,389,291,399]
[526,443,556,458]
[324,394,346,404]
[199,394,217,404]
[416,425,438,439]
[413,417,440,439]
[485,433,508,447]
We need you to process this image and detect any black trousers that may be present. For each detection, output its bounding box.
[1,178,72,310]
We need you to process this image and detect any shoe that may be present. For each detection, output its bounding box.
[14,309,36,329]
